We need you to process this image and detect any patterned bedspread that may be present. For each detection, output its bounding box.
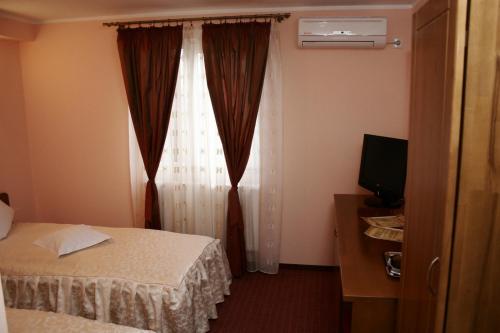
[0,223,231,332]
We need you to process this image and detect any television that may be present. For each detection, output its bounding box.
[358,134,408,208]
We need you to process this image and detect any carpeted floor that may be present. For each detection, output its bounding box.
[210,266,342,333]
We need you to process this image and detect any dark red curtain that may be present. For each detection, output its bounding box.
[117,26,182,230]
[202,22,271,276]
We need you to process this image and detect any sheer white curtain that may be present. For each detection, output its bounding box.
[129,24,282,274]
[0,274,7,333]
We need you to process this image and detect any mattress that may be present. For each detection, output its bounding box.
[0,223,231,332]
[6,308,154,333]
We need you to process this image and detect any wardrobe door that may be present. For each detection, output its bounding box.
[398,0,465,332]
[446,1,500,331]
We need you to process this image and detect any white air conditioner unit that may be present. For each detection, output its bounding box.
[298,17,387,49]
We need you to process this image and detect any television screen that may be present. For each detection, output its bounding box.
[358,134,408,206]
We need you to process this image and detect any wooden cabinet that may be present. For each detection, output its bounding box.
[445,1,500,331]
[398,0,466,332]
[399,0,500,331]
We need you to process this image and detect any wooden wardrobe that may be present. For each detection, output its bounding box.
[398,0,500,332]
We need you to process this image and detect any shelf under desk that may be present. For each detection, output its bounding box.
[333,194,402,333]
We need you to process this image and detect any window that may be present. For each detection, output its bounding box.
[129,25,282,273]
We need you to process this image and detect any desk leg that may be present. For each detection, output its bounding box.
[340,300,352,333]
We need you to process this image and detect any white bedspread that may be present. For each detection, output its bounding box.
[0,223,231,333]
[7,308,154,333]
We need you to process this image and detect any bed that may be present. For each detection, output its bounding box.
[0,193,231,333]
[6,308,155,333]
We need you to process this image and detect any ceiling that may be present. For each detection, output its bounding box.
[0,0,414,23]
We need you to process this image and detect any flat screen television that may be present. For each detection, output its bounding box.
[358,134,408,207]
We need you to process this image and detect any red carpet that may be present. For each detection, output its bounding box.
[210,266,341,332]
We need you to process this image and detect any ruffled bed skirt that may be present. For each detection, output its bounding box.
[6,308,154,333]
[2,241,231,333]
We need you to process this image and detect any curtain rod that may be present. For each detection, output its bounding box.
[102,13,291,27]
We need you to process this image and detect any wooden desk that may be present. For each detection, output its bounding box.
[334,194,401,333]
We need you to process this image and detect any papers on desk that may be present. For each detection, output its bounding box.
[362,215,405,228]
[362,215,405,243]
[365,226,404,242]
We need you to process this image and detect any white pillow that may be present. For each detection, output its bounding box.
[0,200,14,240]
[33,225,111,257]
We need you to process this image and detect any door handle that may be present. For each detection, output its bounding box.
[426,256,440,296]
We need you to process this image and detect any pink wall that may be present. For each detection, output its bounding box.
[0,40,36,221]
[19,22,133,227]
[18,8,412,264]
[279,10,411,265]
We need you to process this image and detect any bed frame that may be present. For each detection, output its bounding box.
[0,193,9,205]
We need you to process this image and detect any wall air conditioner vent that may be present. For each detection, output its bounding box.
[298,17,387,49]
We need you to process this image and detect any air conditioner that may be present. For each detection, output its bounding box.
[298,17,387,49]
